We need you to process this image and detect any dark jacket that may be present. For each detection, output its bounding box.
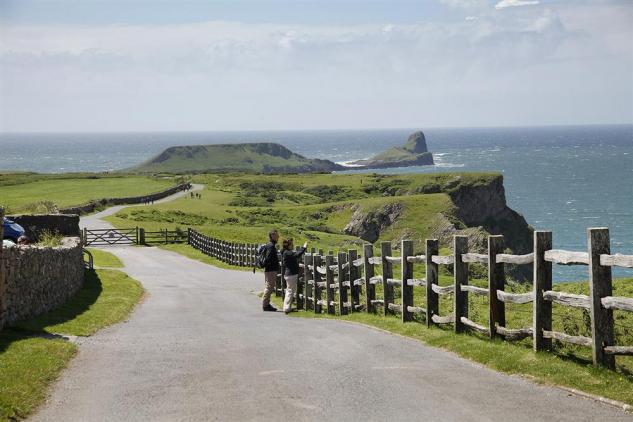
[283,247,307,276]
[263,241,281,273]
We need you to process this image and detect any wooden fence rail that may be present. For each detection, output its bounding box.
[186,227,633,369]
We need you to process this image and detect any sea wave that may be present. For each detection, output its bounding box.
[434,163,465,168]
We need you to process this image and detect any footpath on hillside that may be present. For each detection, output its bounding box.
[30,187,632,422]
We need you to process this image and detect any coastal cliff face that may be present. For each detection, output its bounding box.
[340,173,533,281]
[447,175,533,257]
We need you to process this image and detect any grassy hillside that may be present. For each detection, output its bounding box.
[106,172,501,254]
[130,143,342,174]
[0,173,175,214]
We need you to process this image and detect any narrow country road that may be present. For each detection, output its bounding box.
[30,190,632,421]
[79,183,204,230]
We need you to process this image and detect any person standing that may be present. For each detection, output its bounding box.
[262,229,280,312]
[282,238,307,314]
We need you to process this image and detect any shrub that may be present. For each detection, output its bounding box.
[37,230,63,247]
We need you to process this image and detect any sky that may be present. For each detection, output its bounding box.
[0,0,632,132]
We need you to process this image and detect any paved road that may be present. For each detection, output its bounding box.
[30,194,632,421]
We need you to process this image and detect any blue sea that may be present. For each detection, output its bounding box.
[1,125,632,282]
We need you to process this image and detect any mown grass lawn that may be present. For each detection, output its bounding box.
[0,262,144,421]
[0,173,174,213]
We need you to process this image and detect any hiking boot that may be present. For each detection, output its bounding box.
[263,304,277,312]
[284,309,292,315]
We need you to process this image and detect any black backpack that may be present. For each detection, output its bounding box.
[255,244,268,269]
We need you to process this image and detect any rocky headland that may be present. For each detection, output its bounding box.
[349,131,434,169]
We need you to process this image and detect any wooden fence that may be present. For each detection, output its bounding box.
[188,229,258,267]
[140,228,188,245]
[187,227,632,369]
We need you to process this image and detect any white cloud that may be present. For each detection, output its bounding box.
[441,0,488,10]
[0,3,631,131]
[495,0,540,9]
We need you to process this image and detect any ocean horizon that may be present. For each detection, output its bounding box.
[1,124,632,282]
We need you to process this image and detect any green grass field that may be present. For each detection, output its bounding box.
[0,173,175,214]
[0,265,144,421]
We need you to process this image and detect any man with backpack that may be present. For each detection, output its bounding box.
[258,229,280,312]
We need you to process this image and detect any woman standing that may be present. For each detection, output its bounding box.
[282,238,307,314]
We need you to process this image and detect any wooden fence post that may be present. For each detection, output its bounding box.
[325,254,335,315]
[279,248,286,298]
[164,228,168,244]
[426,239,439,327]
[303,253,312,310]
[348,249,360,313]
[337,252,349,315]
[338,252,348,315]
[453,236,468,333]
[588,228,615,369]
[533,231,553,351]
[364,244,375,313]
[401,240,414,322]
[313,254,323,314]
[296,246,304,310]
[83,227,88,245]
[381,241,393,316]
[488,235,506,339]
[139,228,146,245]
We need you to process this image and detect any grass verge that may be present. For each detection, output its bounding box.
[270,295,633,407]
[0,334,76,421]
[86,248,124,268]
[15,269,143,336]
[0,269,144,420]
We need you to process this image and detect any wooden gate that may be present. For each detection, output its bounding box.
[83,227,138,246]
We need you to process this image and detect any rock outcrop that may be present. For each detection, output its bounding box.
[349,131,434,169]
[447,175,533,258]
[344,203,405,243]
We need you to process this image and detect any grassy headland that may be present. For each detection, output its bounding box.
[0,173,175,214]
[106,172,509,256]
[130,143,342,174]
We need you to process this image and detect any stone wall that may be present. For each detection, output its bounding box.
[0,237,84,328]
[59,182,191,215]
[7,214,80,241]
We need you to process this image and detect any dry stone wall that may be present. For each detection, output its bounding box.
[8,214,80,241]
[59,182,191,215]
[0,237,84,328]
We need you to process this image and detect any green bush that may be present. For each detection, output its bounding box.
[37,230,63,247]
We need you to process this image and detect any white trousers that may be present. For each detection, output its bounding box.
[283,274,298,312]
